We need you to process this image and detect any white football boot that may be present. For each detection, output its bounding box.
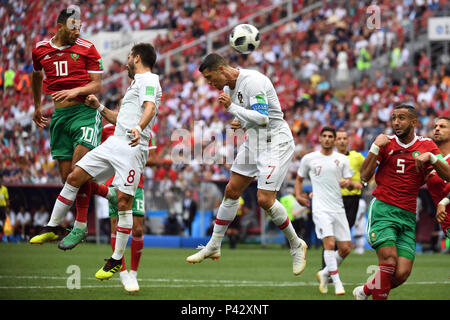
[186,244,221,264]
[126,270,140,292]
[352,285,368,300]
[316,269,329,294]
[291,239,308,275]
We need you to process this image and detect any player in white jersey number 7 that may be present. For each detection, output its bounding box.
[186,53,307,276]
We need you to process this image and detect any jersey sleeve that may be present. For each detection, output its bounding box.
[245,79,269,116]
[31,47,43,72]
[86,45,103,73]
[148,133,157,150]
[138,78,159,107]
[297,155,309,178]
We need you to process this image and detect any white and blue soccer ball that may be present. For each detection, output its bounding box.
[229,24,260,54]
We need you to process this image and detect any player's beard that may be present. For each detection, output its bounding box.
[395,124,412,139]
[127,62,135,79]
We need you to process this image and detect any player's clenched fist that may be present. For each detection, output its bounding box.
[85,94,100,109]
[231,120,242,130]
[373,134,390,148]
[218,92,232,108]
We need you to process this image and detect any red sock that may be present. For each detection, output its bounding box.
[371,264,395,300]
[75,182,92,223]
[89,181,109,198]
[131,235,144,272]
[363,264,397,298]
[111,233,126,271]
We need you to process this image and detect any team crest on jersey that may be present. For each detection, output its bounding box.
[412,151,421,159]
[334,159,340,166]
[70,53,80,61]
[237,92,243,104]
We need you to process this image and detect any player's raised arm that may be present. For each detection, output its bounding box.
[31,70,49,128]
[415,151,450,181]
[360,134,390,183]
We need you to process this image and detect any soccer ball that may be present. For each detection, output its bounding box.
[229,24,260,54]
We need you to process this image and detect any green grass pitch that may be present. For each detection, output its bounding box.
[0,242,449,300]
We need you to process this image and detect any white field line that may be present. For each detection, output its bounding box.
[0,275,449,289]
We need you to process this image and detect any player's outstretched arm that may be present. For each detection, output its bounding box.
[31,70,48,128]
[85,94,118,124]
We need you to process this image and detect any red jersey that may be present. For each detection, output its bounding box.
[373,135,441,213]
[101,123,156,188]
[426,154,450,229]
[32,37,103,101]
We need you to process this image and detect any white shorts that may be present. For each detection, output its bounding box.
[231,140,294,191]
[312,210,351,241]
[75,135,148,196]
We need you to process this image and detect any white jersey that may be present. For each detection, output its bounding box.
[297,151,352,214]
[224,68,293,147]
[115,71,161,146]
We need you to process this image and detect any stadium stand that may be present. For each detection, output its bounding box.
[1,0,449,249]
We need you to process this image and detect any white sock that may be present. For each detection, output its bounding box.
[106,187,114,200]
[356,236,365,250]
[129,270,137,278]
[323,250,341,284]
[48,183,79,227]
[73,221,87,229]
[209,197,239,247]
[111,210,133,260]
[335,250,344,266]
[266,200,300,248]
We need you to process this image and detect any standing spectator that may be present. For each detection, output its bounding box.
[33,204,49,235]
[0,174,9,238]
[182,189,198,236]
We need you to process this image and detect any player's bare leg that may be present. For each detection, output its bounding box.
[186,172,253,264]
[258,189,307,276]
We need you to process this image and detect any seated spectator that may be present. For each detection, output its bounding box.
[14,205,31,241]
[33,205,49,235]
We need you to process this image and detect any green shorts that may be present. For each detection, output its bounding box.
[366,198,416,261]
[50,104,102,160]
[109,187,145,218]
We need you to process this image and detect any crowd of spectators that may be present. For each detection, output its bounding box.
[1,0,449,221]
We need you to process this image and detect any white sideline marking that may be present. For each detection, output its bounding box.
[0,275,449,289]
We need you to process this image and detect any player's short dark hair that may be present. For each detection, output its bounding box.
[394,104,418,119]
[199,53,229,72]
[437,116,450,123]
[131,43,157,69]
[57,7,80,25]
[320,126,336,138]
